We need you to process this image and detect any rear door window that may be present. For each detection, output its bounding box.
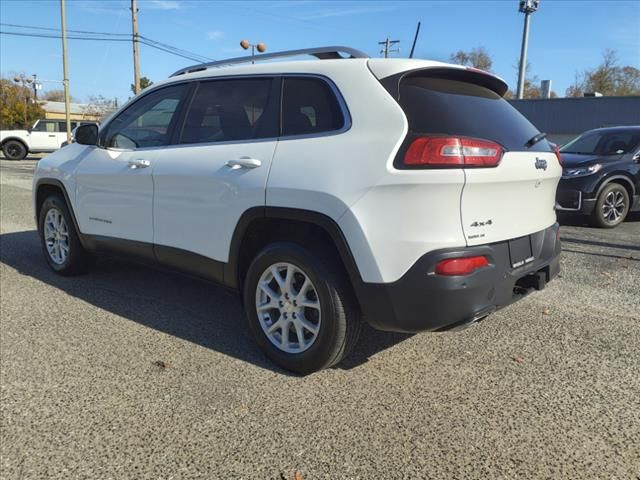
[398,74,548,151]
[58,122,78,132]
[180,78,277,144]
[281,77,345,137]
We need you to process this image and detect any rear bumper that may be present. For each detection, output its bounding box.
[358,224,561,333]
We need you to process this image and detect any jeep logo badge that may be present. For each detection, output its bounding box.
[535,158,548,170]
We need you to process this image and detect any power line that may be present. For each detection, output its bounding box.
[0,23,213,63]
[0,22,130,36]
[0,31,129,41]
[0,30,213,63]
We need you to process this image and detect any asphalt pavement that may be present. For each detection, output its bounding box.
[1,158,639,479]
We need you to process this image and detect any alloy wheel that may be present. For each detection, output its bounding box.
[255,262,322,354]
[602,190,626,223]
[44,208,70,265]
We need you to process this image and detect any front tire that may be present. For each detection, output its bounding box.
[592,183,630,228]
[38,194,90,275]
[2,140,28,160]
[243,242,361,374]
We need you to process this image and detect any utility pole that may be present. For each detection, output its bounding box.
[131,0,140,95]
[378,37,400,58]
[60,0,72,143]
[516,0,540,99]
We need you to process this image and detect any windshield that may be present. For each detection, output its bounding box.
[560,131,640,156]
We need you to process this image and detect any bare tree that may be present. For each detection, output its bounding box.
[42,89,79,103]
[449,47,493,72]
[506,61,557,99]
[82,95,117,120]
[565,49,640,97]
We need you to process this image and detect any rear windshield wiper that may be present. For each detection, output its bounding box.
[525,132,547,148]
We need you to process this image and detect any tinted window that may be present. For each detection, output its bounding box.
[560,131,640,155]
[103,84,187,149]
[33,121,57,133]
[398,75,549,151]
[180,78,276,144]
[58,122,77,132]
[282,77,345,136]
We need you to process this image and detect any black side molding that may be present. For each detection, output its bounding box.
[224,206,364,293]
[34,179,89,249]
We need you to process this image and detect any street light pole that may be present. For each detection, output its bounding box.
[240,39,267,64]
[60,0,72,143]
[516,0,540,100]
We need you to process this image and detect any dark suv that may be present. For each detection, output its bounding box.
[556,126,640,228]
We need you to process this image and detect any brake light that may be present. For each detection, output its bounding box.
[435,256,489,276]
[551,142,563,166]
[404,137,503,168]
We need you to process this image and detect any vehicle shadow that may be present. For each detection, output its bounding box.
[0,230,411,375]
[558,211,640,227]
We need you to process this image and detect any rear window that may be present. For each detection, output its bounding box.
[282,77,345,137]
[398,75,549,151]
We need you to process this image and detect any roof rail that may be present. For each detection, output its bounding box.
[170,46,369,77]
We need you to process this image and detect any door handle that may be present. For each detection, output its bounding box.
[128,159,151,169]
[48,135,56,137]
[226,157,262,170]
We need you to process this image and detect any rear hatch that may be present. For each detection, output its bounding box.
[381,67,561,246]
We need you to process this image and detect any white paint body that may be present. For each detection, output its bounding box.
[1,120,70,153]
[33,57,561,285]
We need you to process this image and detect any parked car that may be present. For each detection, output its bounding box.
[0,119,97,160]
[32,46,562,373]
[556,126,640,228]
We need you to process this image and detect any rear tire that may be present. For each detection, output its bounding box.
[2,140,27,160]
[592,183,629,228]
[38,194,90,275]
[243,242,361,374]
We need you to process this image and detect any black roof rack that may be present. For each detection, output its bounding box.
[170,46,369,77]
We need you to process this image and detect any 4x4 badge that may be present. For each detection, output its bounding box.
[535,158,548,170]
[470,219,493,227]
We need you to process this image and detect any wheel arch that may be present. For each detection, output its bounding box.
[225,207,364,296]
[1,136,29,151]
[34,179,84,245]
[596,174,636,200]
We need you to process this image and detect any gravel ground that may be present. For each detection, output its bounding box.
[1,158,639,480]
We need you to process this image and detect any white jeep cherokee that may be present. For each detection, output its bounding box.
[33,47,562,373]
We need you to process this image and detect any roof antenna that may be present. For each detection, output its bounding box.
[409,21,421,59]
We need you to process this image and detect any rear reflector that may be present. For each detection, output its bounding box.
[404,137,503,168]
[435,256,489,276]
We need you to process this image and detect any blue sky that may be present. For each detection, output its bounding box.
[1,0,638,103]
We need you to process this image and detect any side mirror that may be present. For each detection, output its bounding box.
[74,124,98,146]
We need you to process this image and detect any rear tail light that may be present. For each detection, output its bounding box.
[435,256,489,276]
[404,137,503,168]
[550,143,563,166]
